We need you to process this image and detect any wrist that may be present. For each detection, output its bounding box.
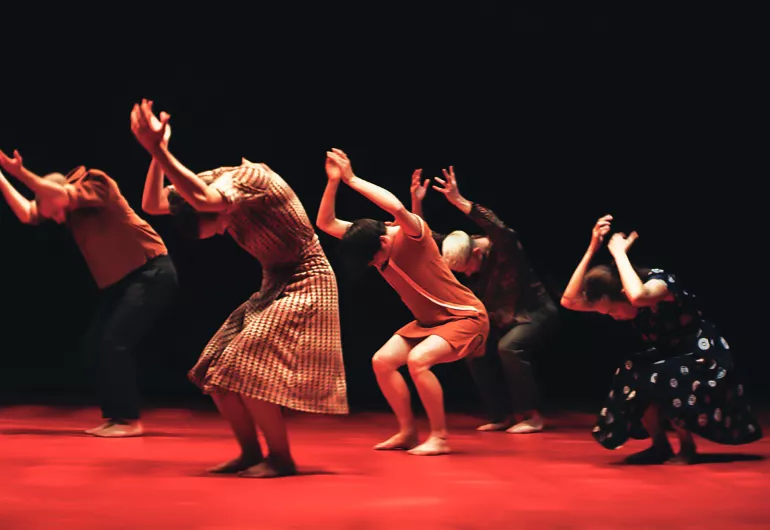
[451,196,472,213]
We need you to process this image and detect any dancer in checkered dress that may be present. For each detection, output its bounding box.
[132,100,347,478]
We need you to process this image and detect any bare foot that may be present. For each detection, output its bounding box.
[407,436,451,456]
[506,415,545,434]
[208,455,263,474]
[239,458,297,478]
[477,420,514,432]
[85,421,116,435]
[91,421,144,438]
[373,431,419,451]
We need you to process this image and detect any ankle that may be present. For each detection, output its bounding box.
[398,425,418,435]
[428,430,448,440]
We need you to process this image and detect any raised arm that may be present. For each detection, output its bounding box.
[130,99,227,213]
[608,232,671,307]
[409,168,430,218]
[316,153,352,239]
[0,169,36,224]
[141,123,173,215]
[561,214,613,311]
[0,149,71,199]
[329,148,421,237]
[433,166,513,243]
[409,169,447,247]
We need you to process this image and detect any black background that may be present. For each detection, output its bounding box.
[1,5,764,414]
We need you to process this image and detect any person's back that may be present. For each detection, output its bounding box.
[60,166,167,288]
[200,162,321,269]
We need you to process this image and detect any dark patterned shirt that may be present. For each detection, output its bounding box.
[432,203,550,329]
[633,269,705,354]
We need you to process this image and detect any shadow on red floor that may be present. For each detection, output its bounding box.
[1,405,768,529]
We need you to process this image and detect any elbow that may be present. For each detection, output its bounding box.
[141,200,163,216]
[316,219,331,235]
[560,297,575,310]
[625,289,647,306]
[393,205,410,218]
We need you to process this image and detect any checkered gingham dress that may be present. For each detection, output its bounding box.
[188,161,348,415]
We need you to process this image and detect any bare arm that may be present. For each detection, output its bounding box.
[316,177,352,239]
[409,168,429,218]
[561,215,613,311]
[141,124,173,215]
[142,159,171,215]
[0,170,36,224]
[0,149,71,199]
[328,149,421,237]
[130,100,227,213]
[609,233,672,307]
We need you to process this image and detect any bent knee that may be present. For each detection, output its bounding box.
[372,353,399,373]
[406,354,432,375]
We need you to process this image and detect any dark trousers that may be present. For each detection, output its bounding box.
[466,300,559,421]
[81,255,178,420]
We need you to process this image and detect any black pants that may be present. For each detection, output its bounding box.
[466,300,559,421]
[81,255,178,420]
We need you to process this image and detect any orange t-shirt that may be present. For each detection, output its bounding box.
[33,166,168,289]
[379,216,486,326]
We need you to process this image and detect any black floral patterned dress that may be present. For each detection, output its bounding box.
[593,269,762,449]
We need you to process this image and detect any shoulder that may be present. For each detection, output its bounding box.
[402,214,429,242]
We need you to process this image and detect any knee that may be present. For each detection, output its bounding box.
[406,353,432,376]
[372,352,398,374]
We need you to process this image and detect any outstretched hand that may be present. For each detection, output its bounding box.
[410,169,430,202]
[607,231,639,257]
[130,99,171,154]
[433,166,463,204]
[324,148,354,183]
[0,149,24,176]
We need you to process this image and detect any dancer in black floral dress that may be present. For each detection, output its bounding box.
[561,214,762,464]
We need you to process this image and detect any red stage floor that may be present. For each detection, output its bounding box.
[1,405,768,529]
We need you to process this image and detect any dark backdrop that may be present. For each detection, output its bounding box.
[1,5,764,414]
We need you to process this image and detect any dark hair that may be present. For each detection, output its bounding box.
[167,188,217,239]
[583,264,652,303]
[337,218,387,276]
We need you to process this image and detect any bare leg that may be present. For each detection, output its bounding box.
[240,398,297,478]
[208,392,263,473]
[371,335,419,450]
[406,335,456,456]
[625,403,674,464]
[667,420,698,465]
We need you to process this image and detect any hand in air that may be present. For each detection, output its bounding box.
[591,214,613,244]
[433,166,463,204]
[410,169,430,202]
[0,149,24,175]
[325,148,354,183]
[607,231,639,256]
[130,99,171,153]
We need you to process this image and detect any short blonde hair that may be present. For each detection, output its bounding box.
[441,230,474,271]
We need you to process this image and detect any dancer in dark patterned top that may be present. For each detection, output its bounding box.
[132,100,347,478]
[561,214,762,464]
[411,167,558,434]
